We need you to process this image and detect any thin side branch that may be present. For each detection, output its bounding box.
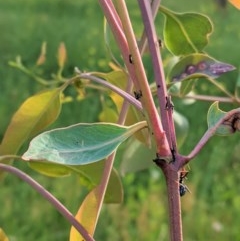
[0,164,95,241]
[172,93,235,103]
[183,107,240,163]
[76,70,143,112]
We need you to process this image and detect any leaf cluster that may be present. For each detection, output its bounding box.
[1,1,240,241]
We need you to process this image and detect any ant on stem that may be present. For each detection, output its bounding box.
[134,90,142,100]
[179,169,190,197]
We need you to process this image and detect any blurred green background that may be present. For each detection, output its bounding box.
[1,0,240,240]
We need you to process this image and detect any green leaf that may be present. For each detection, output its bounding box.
[98,105,118,123]
[179,79,196,96]
[104,167,123,203]
[22,121,147,165]
[69,161,123,203]
[120,138,155,175]
[120,111,189,175]
[29,160,123,203]
[103,19,122,67]
[160,6,213,56]
[28,161,71,177]
[207,102,236,135]
[0,87,64,156]
[168,53,235,83]
[174,111,189,148]
[94,70,149,145]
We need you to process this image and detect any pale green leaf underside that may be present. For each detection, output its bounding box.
[23,121,146,165]
[207,102,230,135]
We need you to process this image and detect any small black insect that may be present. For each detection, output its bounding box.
[129,54,133,64]
[165,96,174,110]
[134,90,142,100]
[179,170,189,197]
[179,183,189,197]
[158,39,164,48]
[152,153,165,167]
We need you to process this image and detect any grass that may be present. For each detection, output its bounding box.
[1,0,240,240]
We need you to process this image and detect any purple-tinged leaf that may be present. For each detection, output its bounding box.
[168,53,235,83]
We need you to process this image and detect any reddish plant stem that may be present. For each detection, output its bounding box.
[76,71,143,112]
[154,159,182,241]
[139,1,183,240]
[116,0,171,157]
[138,0,162,55]
[180,107,240,165]
[165,169,182,241]
[98,0,140,90]
[0,164,95,241]
[138,0,176,154]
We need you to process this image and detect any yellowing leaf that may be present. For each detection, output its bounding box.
[98,105,118,123]
[0,228,9,241]
[229,0,240,9]
[0,88,64,156]
[36,42,47,66]
[69,186,100,241]
[69,165,123,241]
[93,70,127,113]
[58,42,67,69]
[28,161,71,177]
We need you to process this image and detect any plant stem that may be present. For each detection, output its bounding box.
[98,0,140,88]
[116,0,171,157]
[139,1,184,240]
[0,164,95,241]
[77,71,143,112]
[166,170,182,241]
[76,9,136,229]
[172,93,235,103]
[138,0,176,152]
[155,161,183,241]
[91,79,133,235]
[9,58,60,86]
[138,0,162,55]
[184,107,240,162]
